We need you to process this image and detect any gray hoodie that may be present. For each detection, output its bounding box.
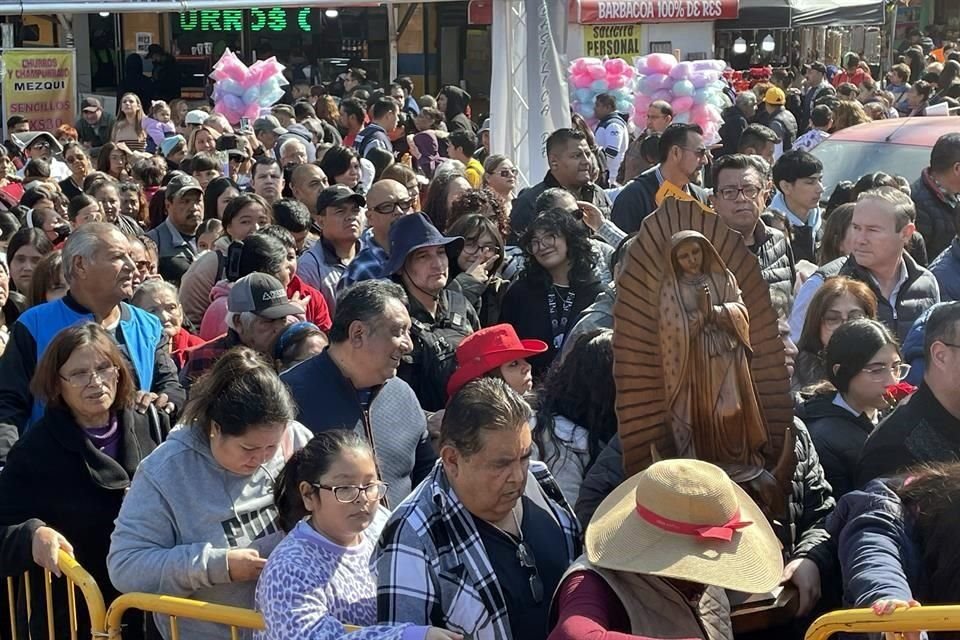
[107,421,314,640]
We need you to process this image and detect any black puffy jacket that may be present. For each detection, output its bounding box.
[798,393,876,499]
[751,221,796,300]
[911,172,958,260]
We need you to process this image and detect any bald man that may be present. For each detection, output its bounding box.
[339,179,416,290]
[290,163,329,218]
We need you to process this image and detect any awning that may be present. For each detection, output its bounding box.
[789,0,884,26]
[470,0,740,25]
[719,0,791,30]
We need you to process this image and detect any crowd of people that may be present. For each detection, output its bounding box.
[0,49,960,640]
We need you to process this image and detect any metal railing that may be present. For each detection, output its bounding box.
[806,605,960,640]
[4,549,107,640]
[105,593,359,639]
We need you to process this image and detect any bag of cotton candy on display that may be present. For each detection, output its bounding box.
[632,54,730,144]
[568,57,637,125]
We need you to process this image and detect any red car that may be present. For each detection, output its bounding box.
[808,116,958,200]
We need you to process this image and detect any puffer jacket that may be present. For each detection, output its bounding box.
[751,221,795,300]
[797,393,876,499]
[815,253,939,342]
[912,171,958,260]
[929,237,960,301]
[575,418,836,580]
[767,106,798,152]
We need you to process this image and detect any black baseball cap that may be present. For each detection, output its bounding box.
[165,174,203,201]
[227,273,302,319]
[808,62,827,74]
[316,184,365,212]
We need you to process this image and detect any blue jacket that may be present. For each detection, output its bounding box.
[929,237,960,302]
[827,479,924,607]
[0,294,183,464]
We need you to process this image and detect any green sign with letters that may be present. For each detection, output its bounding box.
[178,8,313,33]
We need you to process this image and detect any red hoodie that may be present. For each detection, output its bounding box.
[170,327,206,369]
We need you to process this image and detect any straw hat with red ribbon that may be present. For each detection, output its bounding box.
[586,458,783,594]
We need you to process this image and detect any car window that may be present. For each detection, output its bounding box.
[810,140,929,203]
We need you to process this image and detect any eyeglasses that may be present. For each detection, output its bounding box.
[312,481,389,503]
[716,185,763,201]
[372,198,414,215]
[517,541,544,604]
[527,233,558,253]
[861,363,910,382]
[497,168,518,178]
[822,309,866,329]
[31,141,51,150]
[462,241,499,256]
[681,146,711,159]
[59,365,119,388]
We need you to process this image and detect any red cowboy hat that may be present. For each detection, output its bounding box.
[446,324,548,399]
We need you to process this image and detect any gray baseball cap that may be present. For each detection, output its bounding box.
[165,174,203,201]
[228,273,301,319]
[254,115,287,136]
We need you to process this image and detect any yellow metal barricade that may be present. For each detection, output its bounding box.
[806,605,960,640]
[105,593,359,639]
[4,549,107,640]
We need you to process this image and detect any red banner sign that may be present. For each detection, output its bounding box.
[575,0,739,23]
[468,0,739,25]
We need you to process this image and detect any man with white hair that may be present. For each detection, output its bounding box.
[279,138,308,169]
[203,113,233,135]
[0,223,185,463]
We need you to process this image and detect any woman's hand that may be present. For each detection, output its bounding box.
[226,549,267,582]
[464,254,497,285]
[872,599,922,640]
[425,628,463,640]
[32,526,74,577]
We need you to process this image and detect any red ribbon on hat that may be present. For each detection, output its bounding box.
[635,504,752,542]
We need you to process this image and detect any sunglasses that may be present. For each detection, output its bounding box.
[498,168,518,178]
[30,141,51,150]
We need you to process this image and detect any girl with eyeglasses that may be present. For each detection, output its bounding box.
[447,214,507,327]
[482,154,518,221]
[794,276,879,393]
[256,430,458,640]
[58,142,91,200]
[798,318,906,497]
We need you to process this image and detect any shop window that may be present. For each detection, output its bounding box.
[649,41,672,54]
[687,52,707,60]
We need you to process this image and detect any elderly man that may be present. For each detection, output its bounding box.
[298,185,364,313]
[281,280,435,506]
[720,91,758,157]
[386,213,479,411]
[376,377,581,639]
[145,174,203,285]
[75,97,115,157]
[0,223,185,463]
[251,157,285,206]
[278,137,308,170]
[791,187,940,343]
[180,272,301,387]
[611,123,709,234]
[253,115,287,159]
[340,179,416,290]
[14,132,70,180]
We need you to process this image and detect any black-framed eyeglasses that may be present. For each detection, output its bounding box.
[462,242,499,256]
[312,481,389,503]
[59,365,119,389]
[716,185,763,201]
[527,233,558,253]
[372,198,414,215]
[517,540,544,604]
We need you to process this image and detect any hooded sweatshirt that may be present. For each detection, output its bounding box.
[440,86,475,133]
[107,421,314,640]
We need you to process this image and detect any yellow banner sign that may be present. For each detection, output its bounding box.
[583,24,642,62]
[3,49,76,132]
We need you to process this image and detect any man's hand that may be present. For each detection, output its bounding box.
[577,200,605,233]
[136,391,174,414]
[782,557,821,617]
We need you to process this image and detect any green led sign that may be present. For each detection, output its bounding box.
[178,8,313,33]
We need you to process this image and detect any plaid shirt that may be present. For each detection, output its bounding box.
[374,460,581,639]
[338,237,389,292]
[178,331,238,389]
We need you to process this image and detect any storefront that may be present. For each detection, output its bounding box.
[469,0,739,62]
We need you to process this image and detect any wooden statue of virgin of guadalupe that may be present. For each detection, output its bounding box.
[658,230,770,468]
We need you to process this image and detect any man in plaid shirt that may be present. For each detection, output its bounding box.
[375,378,581,639]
